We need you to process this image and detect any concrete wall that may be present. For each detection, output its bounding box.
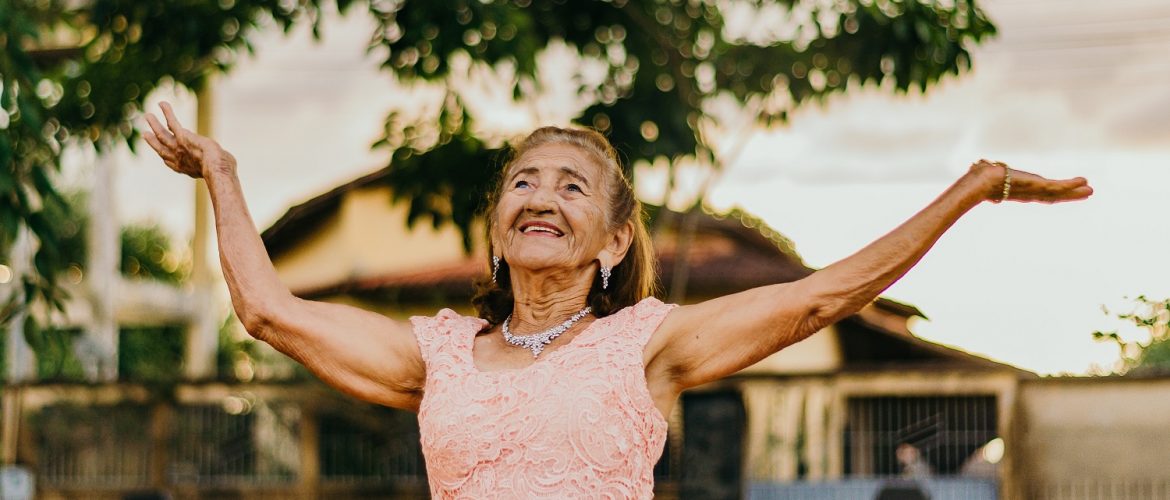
[1015,377,1170,498]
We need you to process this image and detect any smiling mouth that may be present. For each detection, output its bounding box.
[519,222,565,237]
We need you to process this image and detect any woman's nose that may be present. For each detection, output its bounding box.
[525,185,558,213]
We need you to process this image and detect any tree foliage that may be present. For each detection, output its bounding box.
[0,188,190,380]
[370,0,996,246]
[2,0,997,322]
[44,190,189,284]
[2,0,339,328]
[1094,296,1170,375]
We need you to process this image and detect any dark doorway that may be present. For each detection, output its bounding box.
[681,391,746,500]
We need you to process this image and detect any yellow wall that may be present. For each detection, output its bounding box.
[271,186,481,293]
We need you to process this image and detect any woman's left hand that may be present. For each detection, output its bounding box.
[969,159,1094,204]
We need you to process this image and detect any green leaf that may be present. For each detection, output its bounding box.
[22,314,40,350]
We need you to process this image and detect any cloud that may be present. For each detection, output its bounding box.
[1103,84,1170,147]
[723,84,985,185]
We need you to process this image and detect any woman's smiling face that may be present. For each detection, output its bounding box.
[494,142,615,273]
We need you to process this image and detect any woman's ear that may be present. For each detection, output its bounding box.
[487,217,502,255]
[598,220,635,268]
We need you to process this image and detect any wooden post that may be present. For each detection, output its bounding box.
[184,81,220,380]
[0,387,20,464]
[148,402,175,491]
[803,382,829,480]
[999,380,1022,500]
[298,406,320,500]
[825,387,846,480]
[740,381,775,481]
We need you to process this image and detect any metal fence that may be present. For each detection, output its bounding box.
[169,402,300,486]
[17,385,1170,500]
[845,395,1000,478]
[15,385,430,498]
[747,395,1003,500]
[36,404,152,490]
[318,406,426,485]
[16,384,683,498]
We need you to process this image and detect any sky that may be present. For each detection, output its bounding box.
[75,0,1170,375]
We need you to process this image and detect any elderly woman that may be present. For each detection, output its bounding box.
[143,101,1091,498]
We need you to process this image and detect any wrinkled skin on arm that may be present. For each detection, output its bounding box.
[642,161,1092,416]
[143,102,426,410]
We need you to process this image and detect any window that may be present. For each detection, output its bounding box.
[845,395,999,478]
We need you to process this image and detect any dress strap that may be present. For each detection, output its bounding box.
[627,296,679,347]
[410,309,486,371]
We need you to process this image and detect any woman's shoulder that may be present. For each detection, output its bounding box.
[410,308,488,335]
[603,296,678,332]
[630,296,678,317]
[409,308,488,361]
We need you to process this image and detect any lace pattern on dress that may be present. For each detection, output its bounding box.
[410,297,676,499]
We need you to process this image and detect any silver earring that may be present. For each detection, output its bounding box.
[601,266,612,290]
[492,256,500,284]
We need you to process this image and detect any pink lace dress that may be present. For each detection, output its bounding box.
[410,297,676,499]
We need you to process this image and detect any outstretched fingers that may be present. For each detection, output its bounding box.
[142,132,167,157]
[143,113,175,149]
[143,109,181,161]
[159,101,186,136]
[1031,176,1093,203]
[160,104,189,151]
[1064,183,1094,201]
[142,133,180,170]
[1048,176,1092,199]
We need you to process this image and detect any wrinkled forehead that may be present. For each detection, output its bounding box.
[506,142,609,183]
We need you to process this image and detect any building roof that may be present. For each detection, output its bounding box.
[261,165,395,260]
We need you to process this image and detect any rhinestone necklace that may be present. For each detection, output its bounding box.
[502,306,592,358]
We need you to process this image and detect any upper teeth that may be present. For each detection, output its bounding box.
[525,226,560,235]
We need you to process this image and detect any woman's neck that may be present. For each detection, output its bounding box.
[508,268,594,330]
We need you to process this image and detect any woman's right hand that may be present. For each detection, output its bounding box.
[142,101,236,179]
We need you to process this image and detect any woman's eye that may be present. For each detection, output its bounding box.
[514,180,530,189]
[566,183,583,193]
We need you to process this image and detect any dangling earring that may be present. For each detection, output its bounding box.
[600,266,612,290]
[492,256,501,284]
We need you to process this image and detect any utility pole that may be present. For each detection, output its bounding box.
[184,80,220,380]
[2,229,34,468]
[3,230,36,383]
[79,142,120,381]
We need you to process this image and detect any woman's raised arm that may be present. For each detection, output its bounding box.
[143,102,425,410]
[648,162,1092,391]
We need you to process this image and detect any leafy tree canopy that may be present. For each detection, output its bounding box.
[1,0,996,320]
[2,0,337,326]
[373,0,996,249]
